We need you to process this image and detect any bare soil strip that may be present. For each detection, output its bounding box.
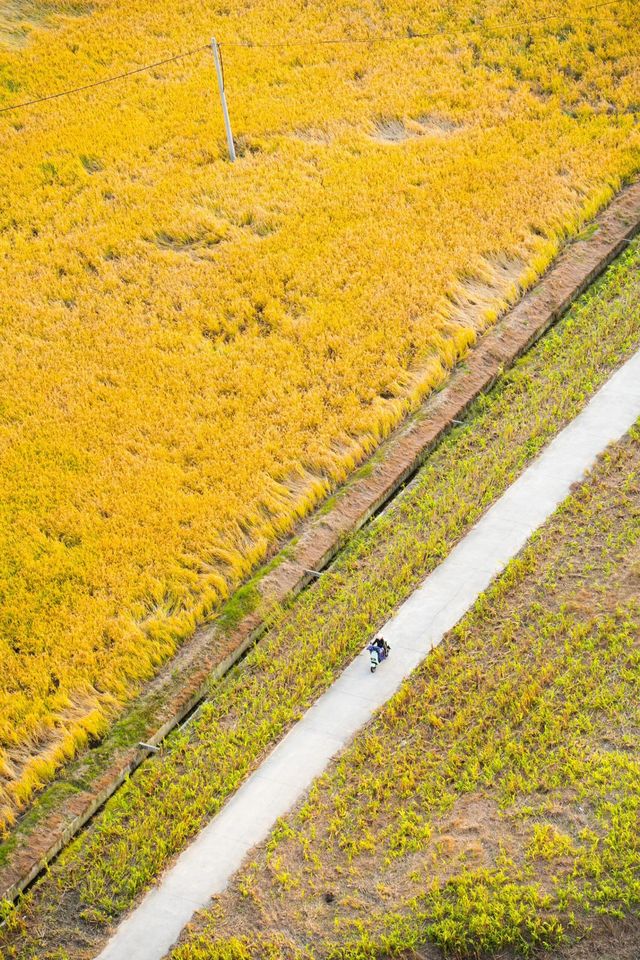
[1,180,639,905]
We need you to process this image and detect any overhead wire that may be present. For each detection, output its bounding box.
[0,0,631,116]
[0,44,209,114]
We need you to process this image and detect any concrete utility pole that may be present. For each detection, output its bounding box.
[211,37,236,162]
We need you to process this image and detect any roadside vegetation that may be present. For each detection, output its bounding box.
[1,241,639,960]
[1,0,638,821]
[170,418,640,960]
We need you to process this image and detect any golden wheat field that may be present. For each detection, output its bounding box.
[0,0,637,829]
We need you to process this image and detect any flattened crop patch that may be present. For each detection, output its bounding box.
[372,114,462,143]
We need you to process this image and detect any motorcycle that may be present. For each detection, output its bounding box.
[367,640,390,673]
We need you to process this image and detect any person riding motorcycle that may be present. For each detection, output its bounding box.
[366,635,391,672]
[373,636,389,659]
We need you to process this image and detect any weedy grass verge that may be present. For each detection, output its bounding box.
[166,422,640,959]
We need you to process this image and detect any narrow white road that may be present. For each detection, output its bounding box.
[97,348,640,960]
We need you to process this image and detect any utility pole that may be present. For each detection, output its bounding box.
[211,37,236,162]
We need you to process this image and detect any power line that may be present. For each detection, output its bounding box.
[0,0,631,116]
[0,44,208,115]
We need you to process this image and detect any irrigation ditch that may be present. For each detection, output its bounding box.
[2,178,640,907]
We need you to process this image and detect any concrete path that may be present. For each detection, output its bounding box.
[97,348,640,960]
